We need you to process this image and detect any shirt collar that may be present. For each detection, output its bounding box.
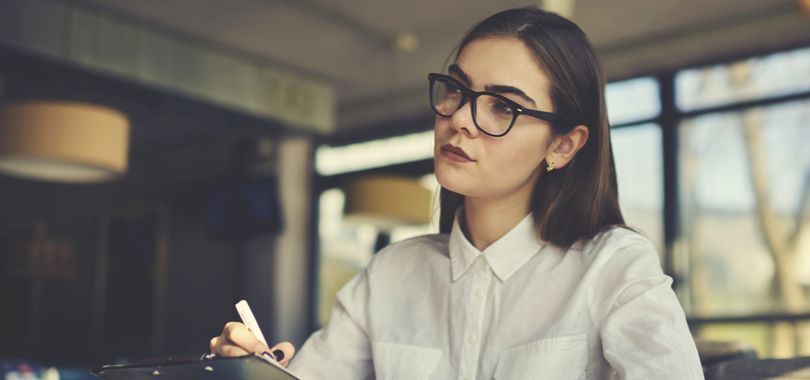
[448,209,545,282]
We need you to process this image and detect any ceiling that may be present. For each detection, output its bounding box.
[66,0,809,131]
[2,0,808,139]
[0,0,807,208]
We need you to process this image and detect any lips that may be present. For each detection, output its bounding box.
[440,143,474,162]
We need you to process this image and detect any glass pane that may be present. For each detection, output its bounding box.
[317,179,437,325]
[799,321,810,357]
[611,124,664,254]
[317,188,375,325]
[316,130,433,175]
[677,99,810,319]
[676,47,810,111]
[606,77,660,125]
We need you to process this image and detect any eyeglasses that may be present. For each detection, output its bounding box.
[428,73,566,137]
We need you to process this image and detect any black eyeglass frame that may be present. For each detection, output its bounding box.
[428,73,568,137]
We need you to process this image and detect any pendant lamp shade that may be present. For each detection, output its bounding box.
[343,175,432,230]
[0,101,129,183]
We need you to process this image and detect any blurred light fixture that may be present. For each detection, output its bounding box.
[316,130,433,175]
[800,0,810,20]
[0,101,129,183]
[541,0,576,18]
[344,175,431,229]
[394,32,419,52]
[343,175,432,252]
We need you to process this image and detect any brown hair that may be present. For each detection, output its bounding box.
[438,6,625,247]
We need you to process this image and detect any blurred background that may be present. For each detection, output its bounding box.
[0,0,809,377]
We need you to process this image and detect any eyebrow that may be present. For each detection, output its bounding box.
[448,64,471,84]
[448,63,537,107]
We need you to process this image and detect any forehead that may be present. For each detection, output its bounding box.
[455,37,552,106]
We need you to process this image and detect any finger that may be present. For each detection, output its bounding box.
[209,336,221,353]
[222,321,243,335]
[217,343,250,357]
[268,341,296,366]
[224,322,268,354]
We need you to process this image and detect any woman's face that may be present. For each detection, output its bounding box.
[434,36,556,202]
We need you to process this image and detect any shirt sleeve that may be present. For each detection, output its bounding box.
[286,268,374,379]
[599,236,705,380]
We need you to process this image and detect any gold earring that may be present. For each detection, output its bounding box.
[546,161,556,172]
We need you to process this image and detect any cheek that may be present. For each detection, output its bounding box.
[475,135,550,196]
[433,116,456,159]
[481,156,539,195]
[434,121,552,197]
[433,116,450,137]
[484,136,547,177]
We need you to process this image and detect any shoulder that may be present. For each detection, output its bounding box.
[574,226,663,277]
[333,234,448,301]
[367,233,449,271]
[577,225,654,252]
[382,233,449,252]
[574,227,675,317]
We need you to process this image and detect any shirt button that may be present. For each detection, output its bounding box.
[473,288,482,298]
[466,334,475,343]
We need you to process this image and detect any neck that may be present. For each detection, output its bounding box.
[462,188,533,251]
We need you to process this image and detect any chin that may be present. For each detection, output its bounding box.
[435,167,465,195]
[436,170,482,198]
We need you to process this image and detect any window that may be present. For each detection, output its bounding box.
[606,76,660,125]
[611,124,664,254]
[316,188,375,325]
[677,100,810,316]
[315,130,433,175]
[606,76,664,254]
[675,47,810,357]
[676,47,810,111]
[316,175,438,325]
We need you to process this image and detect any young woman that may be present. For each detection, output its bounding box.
[210,6,704,379]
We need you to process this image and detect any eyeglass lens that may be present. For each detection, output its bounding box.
[431,77,516,135]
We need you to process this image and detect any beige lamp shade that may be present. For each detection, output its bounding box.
[343,175,432,230]
[0,101,129,183]
[802,0,810,19]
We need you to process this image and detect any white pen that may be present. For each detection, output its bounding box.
[235,299,268,348]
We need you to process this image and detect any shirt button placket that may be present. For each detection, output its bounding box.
[459,257,490,380]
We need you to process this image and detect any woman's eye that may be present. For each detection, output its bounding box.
[493,100,514,115]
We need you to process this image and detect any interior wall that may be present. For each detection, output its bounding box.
[0,132,303,365]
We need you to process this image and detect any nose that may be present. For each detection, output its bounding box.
[448,99,479,138]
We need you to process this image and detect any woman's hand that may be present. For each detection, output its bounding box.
[209,321,296,367]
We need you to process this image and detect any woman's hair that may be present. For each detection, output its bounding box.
[438,6,625,248]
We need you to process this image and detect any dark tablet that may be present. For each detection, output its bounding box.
[92,353,300,380]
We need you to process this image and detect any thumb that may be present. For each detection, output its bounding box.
[268,341,296,367]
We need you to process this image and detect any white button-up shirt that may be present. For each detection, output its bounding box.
[288,213,704,379]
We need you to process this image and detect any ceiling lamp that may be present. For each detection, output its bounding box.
[541,0,576,18]
[343,175,433,253]
[394,32,420,52]
[0,101,129,183]
[343,175,432,231]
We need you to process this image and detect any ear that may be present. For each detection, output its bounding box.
[546,125,589,169]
